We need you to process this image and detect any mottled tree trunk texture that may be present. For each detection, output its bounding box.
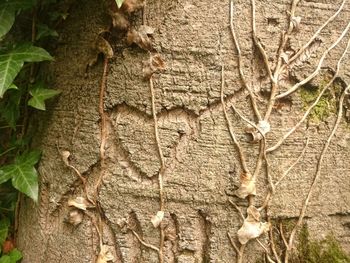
[17,0,350,262]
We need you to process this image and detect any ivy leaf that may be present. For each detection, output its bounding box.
[0,255,11,263]
[0,6,15,39]
[0,44,53,98]
[28,83,61,110]
[0,0,37,11]
[0,218,10,246]
[0,151,41,202]
[36,24,58,40]
[115,0,125,8]
[8,249,22,262]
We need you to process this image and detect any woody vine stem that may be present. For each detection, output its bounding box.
[226,0,350,262]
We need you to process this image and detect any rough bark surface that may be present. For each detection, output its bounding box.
[17,0,350,262]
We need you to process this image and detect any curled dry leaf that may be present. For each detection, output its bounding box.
[143,54,166,79]
[61,150,71,166]
[151,210,164,228]
[246,121,270,143]
[96,36,114,59]
[68,196,89,210]
[96,245,114,263]
[290,16,302,32]
[126,25,155,51]
[109,10,130,30]
[237,206,270,244]
[120,0,145,14]
[67,209,83,226]
[235,173,256,199]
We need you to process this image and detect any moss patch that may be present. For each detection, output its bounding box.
[298,81,342,124]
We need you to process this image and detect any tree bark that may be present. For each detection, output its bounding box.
[17,0,350,262]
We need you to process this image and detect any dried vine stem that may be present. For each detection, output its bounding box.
[280,0,346,73]
[228,232,246,263]
[276,18,350,99]
[131,230,160,252]
[230,0,262,121]
[149,76,165,263]
[95,57,109,193]
[285,84,350,262]
[268,33,350,153]
[251,0,273,82]
[221,66,250,175]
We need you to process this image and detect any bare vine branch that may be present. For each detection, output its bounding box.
[285,84,350,262]
[268,34,350,153]
[230,0,262,121]
[276,18,350,99]
[221,66,250,175]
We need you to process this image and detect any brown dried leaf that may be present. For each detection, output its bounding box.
[110,10,130,30]
[61,150,71,166]
[121,0,145,14]
[68,196,89,210]
[96,245,114,263]
[235,173,256,199]
[237,206,270,244]
[96,36,114,59]
[126,25,155,51]
[151,211,164,228]
[143,54,166,79]
[290,16,302,32]
[67,209,83,226]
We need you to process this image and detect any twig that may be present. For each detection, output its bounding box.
[230,0,262,121]
[268,33,350,153]
[221,66,250,175]
[229,200,245,221]
[256,238,276,263]
[228,232,246,263]
[259,138,308,211]
[228,232,240,255]
[285,84,350,262]
[282,0,346,70]
[131,230,160,252]
[149,76,165,263]
[251,0,273,82]
[279,222,288,250]
[95,57,109,193]
[276,19,350,99]
[268,220,282,263]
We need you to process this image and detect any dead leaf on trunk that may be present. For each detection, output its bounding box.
[235,173,256,199]
[126,25,155,51]
[68,196,90,210]
[96,245,114,263]
[96,35,114,59]
[109,10,130,30]
[120,0,145,14]
[143,54,166,79]
[66,209,84,226]
[237,206,270,244]
[151,210,164,228]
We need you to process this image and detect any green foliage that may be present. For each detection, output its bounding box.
[28,82,61,110]
[291,224,350,263]
[115,0,125,8]
[0,249,22,263]
[0,0,60,260]
[0,43,53,98]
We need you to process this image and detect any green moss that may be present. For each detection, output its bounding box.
[298,80,342,124]
[290,224,350,263]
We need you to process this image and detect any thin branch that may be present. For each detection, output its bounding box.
[228,232,240,255]
[276,19,350,99]
[268,221,282,263]
[228,232,246,263]
[131,230,160,252]
[251,0,273,82]
[221,66,250,175]
[256,238,276,263]
[285,84,350,262]
[230,0,262,121]
[279,222,289,250]
[229,200,245,221]
[268,34,350,153]
[149,76,165,263]
[284,0,346,69]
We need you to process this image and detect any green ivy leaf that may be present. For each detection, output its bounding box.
[115,0,125,8]
[0,151,41,202]
[0,255,11,263]
[36,24,58,40]
[0,44,53,98]
[28,83,60,110]
[0,218,10,246]
[8,249,22,262]
[0,6,15,39]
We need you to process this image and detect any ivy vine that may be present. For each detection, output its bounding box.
[0,0,62,261]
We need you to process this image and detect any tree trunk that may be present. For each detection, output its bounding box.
[17,0,350,262]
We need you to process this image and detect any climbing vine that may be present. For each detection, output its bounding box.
[0,0,63,261]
